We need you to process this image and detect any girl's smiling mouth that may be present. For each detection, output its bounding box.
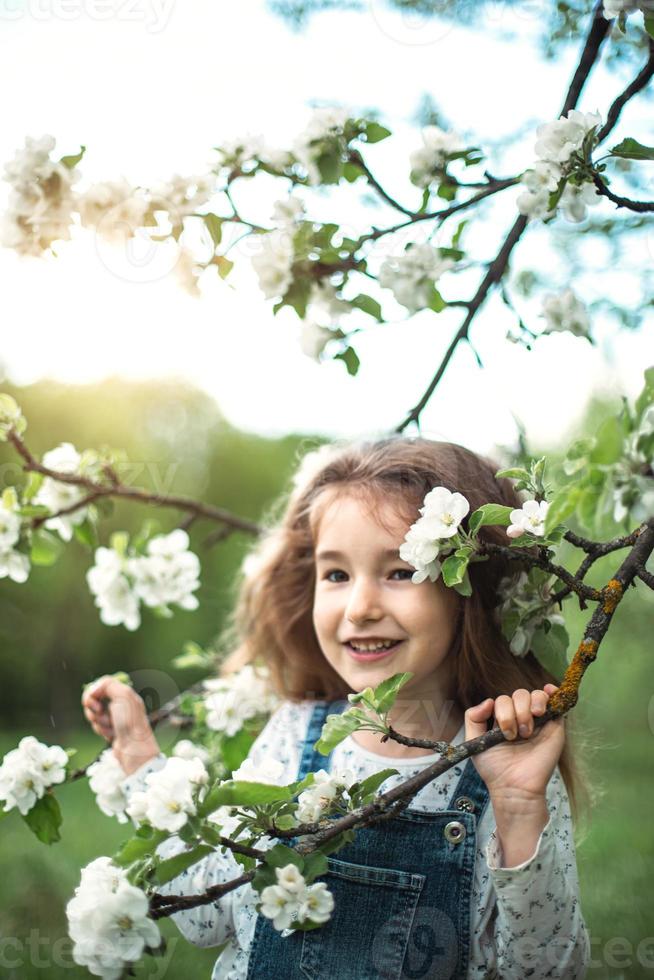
[343,639,403,661]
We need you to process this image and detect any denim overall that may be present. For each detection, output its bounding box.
[246,699,490,980]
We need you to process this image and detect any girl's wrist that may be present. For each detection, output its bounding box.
[112,731,161,776]
[490,794,549,868]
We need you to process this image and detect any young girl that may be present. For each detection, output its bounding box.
[83,435,591,980]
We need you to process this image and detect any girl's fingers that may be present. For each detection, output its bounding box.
[464,698,495,740]
[493,693,517,740]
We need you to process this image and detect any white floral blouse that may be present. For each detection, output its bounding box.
[120,699,590,979]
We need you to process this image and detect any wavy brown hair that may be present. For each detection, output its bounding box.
[220,435,592,825]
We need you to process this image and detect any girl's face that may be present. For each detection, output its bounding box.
[311,489,461,697]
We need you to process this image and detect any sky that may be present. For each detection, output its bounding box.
[0,0,651,458]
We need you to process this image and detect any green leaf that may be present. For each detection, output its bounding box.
[373,672,413,714]
[212,255,234,279]
[16,504,50,518]
[547,176,567,212]
[30,530,63,566]
[363,121,391,144]
[544,488,580,536]
[495,467,529,482]
[530,623,569,661]
[114,831,167,867]
[21,793,62,845]
[155,844,214,885]
[441,554,469,588]
[314,710,363,755]
[610,138,654,161]
[172,641,213,671]
[203,213,223,247]
[342,161,364,183]
[645,13,654,39]
[302,851,329,882]
[73,518,98,550]
[589,416,624,465]
[452,570,472,597]
[109,531,129,556]
[436,182,457,202]
[350,293,383,321]
[316,151,342,184]
[468,504,513,537]
[221,729,257,773]
[351,768,398,804]
[23,471,44,502]
[281,277,311,319]
[264,843,304,870]
[427,287,446,313]
[577,483,604,534]
[334,346,360,377]
[59,145,86,169]
[199,780,294,815]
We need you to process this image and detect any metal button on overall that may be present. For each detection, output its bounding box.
[444,820,467,844]
[454,795,475,813]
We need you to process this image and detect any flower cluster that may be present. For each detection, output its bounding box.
[517,109,602,223]
[295,767,354,823]
[379,243,454,314]
[506,500,550,539]
[0,493,29,584]
[541,289,591,339]
[0,736,68,815]
[0,135,80,256]
[497,570,566,657]
[33,442,91,542]
[66,857,162,980]
[300,280,352,361]
[292,106,352,185]
[400,486,470,584]
[204,664,279,737]
[125,755,208,832]
[409,125,465,188]
[86,528,201,631]
[252,228,295,299]
[603,0,647,17]
[260,863,334,932]
[86,749,130,823]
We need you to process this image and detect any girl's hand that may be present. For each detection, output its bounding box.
[81,675,161,776]
[464,684,565,804]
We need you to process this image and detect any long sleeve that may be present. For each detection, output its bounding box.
[473,766,590,979]
[119,753,239,949]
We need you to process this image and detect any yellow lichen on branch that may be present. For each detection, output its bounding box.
[602,578,623,615]
[548,640,599,715]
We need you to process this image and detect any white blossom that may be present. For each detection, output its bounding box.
[86,749,129,823]
[86,547,141,631]
[541,288,591,339]
[204,665,278,737]
[125,756,208,833]
[292,106,352,185]
[259,864,335,932]
[506,499,549,538]
[399,523,443,585]
[419,487,470,537]
[252,229,294,299]
[271,196,305,227]
[379,243,454,314]
[215,135,264,173]
[172,739,210,764]
[296,768,354,823]
[534,110,602,166]
[0,498,29,584]
[66,857,161,980]
[0,548,30,583]
[32,442,89,541]
[558,180,601,223]
[77,179,148,244]
[409,125,465,187]
[299,320,336,361]
[603,0,640,17]
[1,134,79,256]
[127,529,200,613]
[0,736,68,815]
[148,172,215,217]
[231,755,285,785]
[0,500,21,551]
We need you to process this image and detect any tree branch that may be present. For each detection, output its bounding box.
[595,36,654,145]
[394,3,611,433]
[148,519,654,919]
[591,173,654,213]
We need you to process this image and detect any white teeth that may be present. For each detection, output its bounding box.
[348,640,398,652]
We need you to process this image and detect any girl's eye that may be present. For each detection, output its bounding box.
[322,568,413,583]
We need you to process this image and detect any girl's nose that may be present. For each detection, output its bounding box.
[345,579,383,624]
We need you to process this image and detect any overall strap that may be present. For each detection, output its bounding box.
[445,755,491,821]
[296,699,349,781]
